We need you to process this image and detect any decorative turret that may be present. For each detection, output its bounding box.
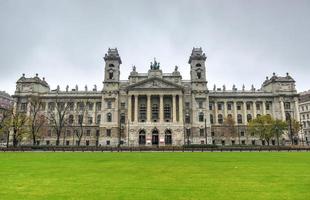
[103,48,121,83]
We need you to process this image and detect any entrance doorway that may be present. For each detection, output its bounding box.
[152,129,159,145]
[139,130,146,145]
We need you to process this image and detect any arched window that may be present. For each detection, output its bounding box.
[285,112,291,121]
[227,114,232,119]
[247,114,252,122]
[96,114,101,124]
[237,114,243,124]
[218,114,223,124]
[107,113,112,122]
[165,130,172,145]
[199,112,204,122]
[210,114,214,124]
[164,104,171,120]
[109,72,113,79]
[197,72,201,79]
[152,104,159,121]
[139,130,146,145]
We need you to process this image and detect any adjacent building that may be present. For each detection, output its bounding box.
[12,48,300,146]
[299,91,310,145]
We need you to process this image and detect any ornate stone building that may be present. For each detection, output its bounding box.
[299,91,310,145]
[12,48,300,146]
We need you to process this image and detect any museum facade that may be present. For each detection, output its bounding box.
[13,48,300,146]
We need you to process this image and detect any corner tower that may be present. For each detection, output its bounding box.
[103,48,121,84]
[189,47,207,90]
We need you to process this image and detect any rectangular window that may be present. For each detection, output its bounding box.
[240,131,245,137]
[209,103,213,110]
[266,103,270,110]
[46,140,50,145]
[198,101,203,109]
[246,103,251,110]
[107,129,111,137]
[227,103,232,110]
[106,140,110,145]
[66,141,70,146]
[86,140,90,146]
[107,101,112,109]
[21,103,28,111]
[121,102,125,109]
[96,102,102,111]
[86,130,91,136]
[241,140,245,145]
[217,103,222,110]
[256,103,260,110]
[284,102,291,109]
[200,129,204,137]
[237,105,241,110]
[88,117,93,124]
[87,102,94,110]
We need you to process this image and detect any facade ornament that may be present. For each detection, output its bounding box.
[150,58,160,70]
[75,85,78,91]
[66,85,69,92]
[223,84,226,91]
[251,84,255,91]
[132,65,136,72]
[242,84,245,91]
[93,85,97,91]
[174,65,178,72]
[57,85,60,92]
[85,85,88,91]
[213,84,216,91]
[232,84,236,91]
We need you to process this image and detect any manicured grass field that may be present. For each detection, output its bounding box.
[0,152,309,200]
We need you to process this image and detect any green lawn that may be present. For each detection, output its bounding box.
[0,152,309,200]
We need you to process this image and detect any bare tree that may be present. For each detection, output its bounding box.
[28,97,48,145]
[73,100,90,146]
[223,116,237,140]
[11,112,29,147]
[46,95,72,146]
[0,106,13,147]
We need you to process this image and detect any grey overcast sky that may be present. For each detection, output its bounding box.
[0,0,309,95]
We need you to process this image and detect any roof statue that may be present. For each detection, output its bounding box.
[150,58,160,70]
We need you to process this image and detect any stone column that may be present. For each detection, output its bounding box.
[172,94,177,123]
[233,101,238,125]
[214,100,218,125]
[128,95,132,122]
[223,100,228,118]
[147,94,151,122]
[179,94,183,123]
[280,100,285,121]
[243,102,247,125]
[160,95,164,123]
[134,95,138,122]
[294,98,300,122]
[262,101,266,115]
[253,101,257,118]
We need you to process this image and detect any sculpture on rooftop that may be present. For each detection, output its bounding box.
[150,58,160,70]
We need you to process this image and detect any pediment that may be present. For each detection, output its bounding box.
[126,77,183,91]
